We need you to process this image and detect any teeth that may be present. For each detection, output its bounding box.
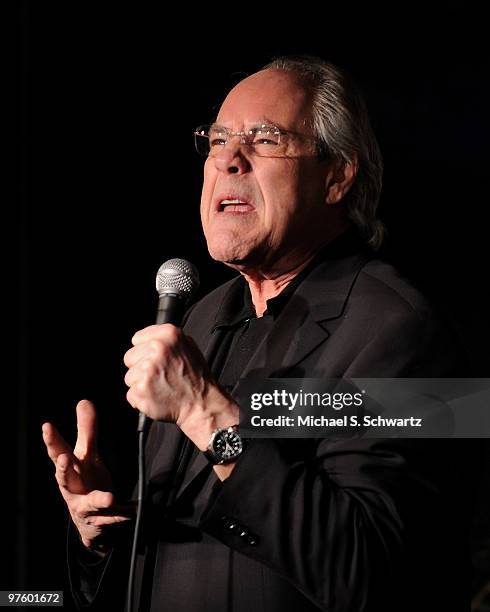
[220,199,247,205]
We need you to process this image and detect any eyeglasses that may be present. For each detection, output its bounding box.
[194,123,317,159]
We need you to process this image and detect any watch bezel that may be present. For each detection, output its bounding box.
[205,425,244,465]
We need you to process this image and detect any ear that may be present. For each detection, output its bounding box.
[325,155,359,205]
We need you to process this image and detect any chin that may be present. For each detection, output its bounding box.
[208,246,246,265]
[206,234,250,264]
[209,246,269,275]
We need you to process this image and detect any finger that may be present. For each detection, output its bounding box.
[42,422,73,462]
[124,341,152,368]
[126,386,145,411]
[79,499,135,521]
[55,452,84,496]
[70,490,116,518]
[86,514,132,527]
[131,323,179,346]
[125,333,175,372]
[87,502,136,517]
[74,400,98,460]
[69,490,116,521]
[124,360,156,388]
[85,489,115,513]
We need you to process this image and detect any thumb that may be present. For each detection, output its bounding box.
[74,399,98,460]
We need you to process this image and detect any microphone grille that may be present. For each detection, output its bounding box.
[155,258,200,298]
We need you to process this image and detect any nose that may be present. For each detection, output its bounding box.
[212,142,251,175]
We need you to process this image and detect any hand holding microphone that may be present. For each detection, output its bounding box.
[123,258,240,452]
[123,258,208,429]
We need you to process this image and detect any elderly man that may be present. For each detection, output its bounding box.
[43,56,471,611]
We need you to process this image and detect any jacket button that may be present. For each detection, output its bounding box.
[239,530,258,545]
[224,519,238,531]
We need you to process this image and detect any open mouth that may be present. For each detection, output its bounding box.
[218,199,255,213]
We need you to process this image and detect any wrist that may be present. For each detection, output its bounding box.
[177,384,240,451]
[78,535,110,559]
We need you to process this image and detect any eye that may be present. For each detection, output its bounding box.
[208,127,228,147]
[251,127,280,146]
[255,137,278,145]
[209,137,227,146]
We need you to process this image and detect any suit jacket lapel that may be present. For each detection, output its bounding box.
[231,249,371,388]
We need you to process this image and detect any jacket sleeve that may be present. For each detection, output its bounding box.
[66,517,135,611]
[199,434,474,612]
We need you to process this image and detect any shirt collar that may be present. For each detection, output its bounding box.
[212,228,366,331]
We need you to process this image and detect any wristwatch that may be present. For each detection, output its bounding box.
[204,425,244,465]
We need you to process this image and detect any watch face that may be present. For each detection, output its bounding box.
[212,429,243,461]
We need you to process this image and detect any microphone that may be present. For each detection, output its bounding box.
[137,258,200,431]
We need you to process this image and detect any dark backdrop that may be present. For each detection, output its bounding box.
[14,3,490,610]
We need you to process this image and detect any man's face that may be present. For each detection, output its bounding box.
[199,69,333,274]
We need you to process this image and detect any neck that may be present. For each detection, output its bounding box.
[237,222,352,316]
[241,245,326,317]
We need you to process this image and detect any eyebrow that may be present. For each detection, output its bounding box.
[211,118,287,131]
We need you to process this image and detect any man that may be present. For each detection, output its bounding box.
[43,56,473,611]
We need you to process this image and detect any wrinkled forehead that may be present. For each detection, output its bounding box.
[216,69,313,132]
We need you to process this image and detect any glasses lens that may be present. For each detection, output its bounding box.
[194,126,211,156]
[249,126,282,156]
[194,125,292,158]
[208,125,229,155]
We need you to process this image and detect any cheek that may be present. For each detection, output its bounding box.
[200,162,216,218]
[261,163,302,219]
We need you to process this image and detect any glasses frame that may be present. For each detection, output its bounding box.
[193,123,319,159]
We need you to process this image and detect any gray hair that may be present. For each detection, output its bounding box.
[263,55,385,250]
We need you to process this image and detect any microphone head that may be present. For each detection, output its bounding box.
[155,258,200,299]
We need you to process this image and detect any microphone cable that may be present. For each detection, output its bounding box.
[126,414,148,612]
[125,258,199,612]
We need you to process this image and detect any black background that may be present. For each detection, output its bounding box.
[13,2,490,609]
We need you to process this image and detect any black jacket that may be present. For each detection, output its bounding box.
[69,238,476,611]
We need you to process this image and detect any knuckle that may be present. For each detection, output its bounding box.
[148,340,165,360]
[126,388,137,408]
[160,324,179,343]
[167,325,180,341]
[140,358,156,373]
[54,470,65,486]
[135,380,146,393]
[72,506,85,521]
[136,398,150,416]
